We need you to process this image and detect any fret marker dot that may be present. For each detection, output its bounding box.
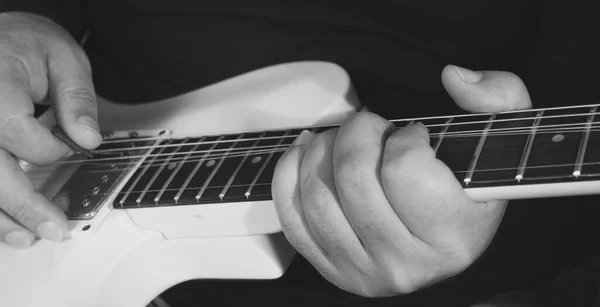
[252,156,262,164]
[206,160,216,167]
[552,134,565,143]
[167,163,177,170]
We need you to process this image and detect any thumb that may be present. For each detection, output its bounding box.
[46,38,102,150]
[441,65,532,113]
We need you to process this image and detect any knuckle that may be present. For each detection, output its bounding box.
[344,111,386,128]
[388,276,420,294]
[57,84,97,106]
[335,158,370,193]
[312,127,338,144]
[5,198,30,223]
[349,278,402,298]
[0,54,29,87]
[444,244,478,270]
[0,115,29,146]
[381,145,430,180]
[339,111,391,138]
[382,264,434,295]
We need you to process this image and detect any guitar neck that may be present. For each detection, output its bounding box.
[410,104,600,201]
[84,103,600,210]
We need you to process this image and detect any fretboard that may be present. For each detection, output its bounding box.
[94,104,600,209]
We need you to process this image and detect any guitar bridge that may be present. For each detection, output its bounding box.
[23,128,170,237]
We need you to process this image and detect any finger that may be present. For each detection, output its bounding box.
[0,34,49,102]
[381,123,506,256]
[0,211,35,249]
[299,128,370,266]
[0,148,67,242]
[46,37,102,150]
[332,112,414,252]
[441,65,532,113]
[272,130,333,271]
[0,65,71,164]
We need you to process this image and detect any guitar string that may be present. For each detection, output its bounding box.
[22,124,600,177]
[89,121,600,156]
[28,144,600,198]
[97,104,600,146]
[24,105,600,175]
[24,141,600,179]
[38,124,600,169]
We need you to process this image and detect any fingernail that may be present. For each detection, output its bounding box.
[37,221,64,242]
[4,230,32,249]
[452,65,482,84]
[293,130,315,146]
[77,116,101,136]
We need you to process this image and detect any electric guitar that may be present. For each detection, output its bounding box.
[1,61,600,307]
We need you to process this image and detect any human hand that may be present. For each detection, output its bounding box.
[0,12,101,248]
[272,65,532,297]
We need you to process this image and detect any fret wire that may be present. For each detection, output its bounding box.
[573,106,597,177]
[218,132,266,200]
[245,130,292,198]
[174,135,225,202]
[118,140,172,206]
[96,158,600,199]
[100,159,600,196]
[433,117,453,153]
[111,167,600,201]
[154,137,198,202]
[515,110,544,182]
[195,134,244,201]
[136,140,185,204]
[464,114,495,185]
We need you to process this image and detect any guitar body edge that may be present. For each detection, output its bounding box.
[0,61,360,307]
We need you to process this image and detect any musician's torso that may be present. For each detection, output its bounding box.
[81,0,542,118]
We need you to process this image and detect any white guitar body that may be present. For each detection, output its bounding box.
[0,62,360,307]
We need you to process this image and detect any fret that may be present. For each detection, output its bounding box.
[573,106,596,177]
[434,114,490,183]
[218,133,266,200]
[136,140,186,204]
[173,135,225,203]
[463,114,495,185]
[515,111,543,182]
[242,130,300,200]
[522,107,588,180]
[153,137,196,202]
[245,130,291,198]
[118,140,172,206]
[467,110,537,185]
[107,104,600,209]
[433,117,453,153]
[582,109,600,175]
[195,134,244,201]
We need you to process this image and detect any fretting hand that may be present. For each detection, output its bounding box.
[272,65,532,297]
